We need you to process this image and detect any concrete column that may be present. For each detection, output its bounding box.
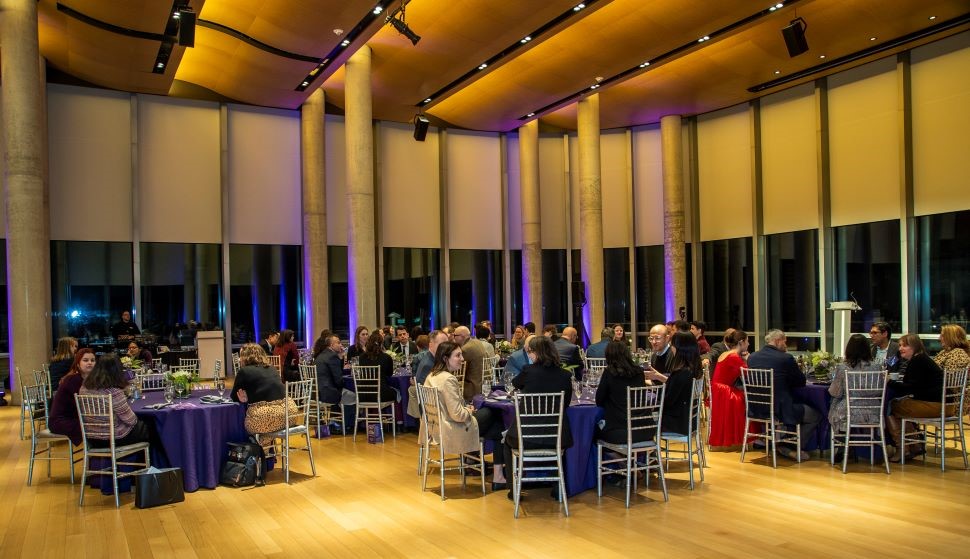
[301,88,329,343]
[2,0,52,400]
[577,94,605,339]
[345,46,376,331]
[660,115,687,320]
[518,120,542,324]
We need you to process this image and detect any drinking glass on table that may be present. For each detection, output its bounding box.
[216,377,226,398]
[163,383,175,404]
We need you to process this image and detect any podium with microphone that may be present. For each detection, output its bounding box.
[828,300,861,357]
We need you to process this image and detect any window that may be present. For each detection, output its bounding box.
[383,248,439,333]
[701,237,754,332]
[604,248,631,332]
[329,246,350,340]
[509,249,523,328]
[50,241,133,347]
[834,220,901,334]
[228,245,303,345]
[915,210,970,334]
[0,243,5,352]
[449,249,505,335]
[542,249,568,326]
[765,230,819,333]
[140,242,223,346]
[635,245,665,333]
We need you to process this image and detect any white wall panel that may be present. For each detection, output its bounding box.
[828,58,900,227]
[446,131,502,249]
[632,125,663,246]
[379,122,439,248]
[325,115,348,245]
[601,130,631,248]
[137,95,221,243]
[760,83,819,234]
[48,84,132,241]
[538,135,567,249]
[697,104,753,241]
[227,105,302,245]
[912,31,970,216]
[506,133,522,250]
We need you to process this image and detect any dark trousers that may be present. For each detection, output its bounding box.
[475,407,504,466]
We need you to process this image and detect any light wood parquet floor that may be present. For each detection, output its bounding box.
[1,402,968,558]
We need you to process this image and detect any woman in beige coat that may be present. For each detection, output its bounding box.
[424,341,507,488]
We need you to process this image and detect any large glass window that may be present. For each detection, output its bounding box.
[542,249,568,326]
[834,220,901,334]
[509,249,523,329]
[50,241,133,348]
[449,249,505,335]
[228,245,303,345]
[604,248,631,332]
[635,245,665,333]
[329,246,350,340]
[765,230,819,333]
[383,248,439,334]
[916,210,970,334]
[140,243,223,346]
[0,243,6,353]
[701,237,754,332]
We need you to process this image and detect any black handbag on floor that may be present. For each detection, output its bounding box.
[220,442,265,487]
[134,467,185,509]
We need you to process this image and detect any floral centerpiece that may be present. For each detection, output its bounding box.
[166,369,199,398]
[807,351,841,382]
[120,356,143,371]
[384,347,404,368]
[496,340,514,358]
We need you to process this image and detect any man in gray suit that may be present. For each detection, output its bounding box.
[585,328,612,359]
[869,321,901,371]
[554,326,584,380]
[505,334,535,378]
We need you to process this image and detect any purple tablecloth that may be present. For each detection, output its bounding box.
[794,383,832,451]
[473,394,603,497]
[133,390,248,491]
[342,372,417,428]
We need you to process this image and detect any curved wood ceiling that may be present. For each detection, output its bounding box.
[33,0,970,132]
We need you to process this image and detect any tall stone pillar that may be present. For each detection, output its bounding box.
[577,94,605,340]
[518,120,543,325]
[660,115,686,321]
[345,46,377,332]
[2,0,52,400]
[301,88,329,343]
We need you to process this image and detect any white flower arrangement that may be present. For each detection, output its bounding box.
[496,340,514,357]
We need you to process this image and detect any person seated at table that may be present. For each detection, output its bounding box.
[476,324,496,358]
[48,348,96,446]
[886,334,945,462]
[689,321,711,355]
[509,325,526,350]
[869,321,900,371]
[273,329,300,382]
[260,330,279,356]
[827,334,879,463]
[49,336,78,389]
[503,336,574,499]
[424,341,506,488]
[612,324,627,344]
[595,341,649,444]
[356,331,398,404]
[347,326,370,361]
[233,343,296,445]
[78,353,151,447]
[555,326,585,380]
[708,329,750,447]
[702,328,736,371]
[648,324,672,375]
[746,329,821,461]
[645,331,702,436]
[585,328,613,360]
[126,341,153,364]
[110,310,140,339]
[315,334,354,405]
[934,324,970,372]
[504,335,535,379]
[389,326,418,358]
[453,326,485,401]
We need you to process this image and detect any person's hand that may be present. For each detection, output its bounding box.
[236,388,249,403]
[644,368,666,383]
[465,404,475,413]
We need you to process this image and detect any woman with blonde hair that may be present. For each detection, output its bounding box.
[935,324,970,372]
[233,343,297,444]
[49,336,78,388]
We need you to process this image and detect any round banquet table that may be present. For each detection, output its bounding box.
[472,394,604,497]
[793,383,832,451]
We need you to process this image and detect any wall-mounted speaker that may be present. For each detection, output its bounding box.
[413,115,430,142]
[178,8,196,48]
[782,18,808,57]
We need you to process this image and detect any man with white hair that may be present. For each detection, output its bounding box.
[453,325,484,401]
[555,326,585,380]
[746,329,821,461]
[648,324,672,375]
[504,334,535,378]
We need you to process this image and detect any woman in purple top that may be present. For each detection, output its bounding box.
[78,353,151,447]
[48,348,97,446]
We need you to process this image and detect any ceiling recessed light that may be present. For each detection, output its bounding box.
[573,3,586,11]
[156,62,165,69]
[373,7,383,15]
[424,98,432,103]
[819,54,826,59]
[698,35,710,43]
[478,63,488,70]
[928,15,937,20]
[869,36,877,41]
[302,81,309,87]
[769,3,783,12]
[590,84,599,90]
[521,36,532,43]
[639,61,650,68]
[341,39,350,46]
[172,12,180,19]
[527,112,535,117]
[774,70,781,74]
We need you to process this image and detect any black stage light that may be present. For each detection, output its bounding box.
[389,15,421,46]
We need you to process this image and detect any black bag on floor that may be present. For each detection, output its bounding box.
[220,442,265,487]
[134,467,185,508]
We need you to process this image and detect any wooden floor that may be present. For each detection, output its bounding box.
[1,403,969,559]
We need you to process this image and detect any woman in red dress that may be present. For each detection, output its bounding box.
[709,330,752,447]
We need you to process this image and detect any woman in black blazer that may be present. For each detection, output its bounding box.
[646,331,702,436]
[596,341,649,444]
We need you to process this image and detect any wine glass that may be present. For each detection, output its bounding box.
[216,377,226,398]
[163,384,175,404]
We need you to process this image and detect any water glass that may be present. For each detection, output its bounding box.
[216,378,226,398]
[163,384,175,404]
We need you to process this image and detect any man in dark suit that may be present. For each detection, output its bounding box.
[869,321,901,371]
[260,331,278,356]
[389,326,418,360]
[315,334,351,433]
[585,328,612,359]
[554,326,584,380]
[504,335,534,378]
[746,329,820,461]
[648,324,672,375]
[413,330,448,385]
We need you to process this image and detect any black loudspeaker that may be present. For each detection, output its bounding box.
[413,115,430,142]
[572,280,587,306]
[782,18,808,57]
[178,8,196,48]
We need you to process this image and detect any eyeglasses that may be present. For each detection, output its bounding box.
[647,336,665,341]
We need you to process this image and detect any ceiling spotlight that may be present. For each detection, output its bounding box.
[521,36,532,43]
[698,35,710,43]
[869,36,877,41]
[639,61,650,68]
[424,97,432,103]
[341,39,350,46]
[573,3,586,11]
[478,63,488,70]
[928,15,937,20]
[774,70,781,74]
[387,6,421,46]
[527,112,535,117]
[819,54,826,59]
[373,6,383,15]
[769,2,783,11]
[156,62,165,69]
[590,84,599,90]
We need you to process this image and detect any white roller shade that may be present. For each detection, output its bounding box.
[632,125,663,246]
[601,130,631,248]
[539,134,568,249]
[379,121,440,248]
[446,131,502,250]
[697,104,753,241]
[506,133,522,250]
[325,115,348,246]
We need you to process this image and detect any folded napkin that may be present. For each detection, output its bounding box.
[199,395,232,404]
[488,389,508,399]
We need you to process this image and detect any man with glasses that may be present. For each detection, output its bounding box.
[648,324,672,375]
[869,322,900,370]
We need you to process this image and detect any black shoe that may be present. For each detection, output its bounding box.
[507,490,514,501]
[833,450,845,463]
[550,486,560,501]
[492,482,507,491]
